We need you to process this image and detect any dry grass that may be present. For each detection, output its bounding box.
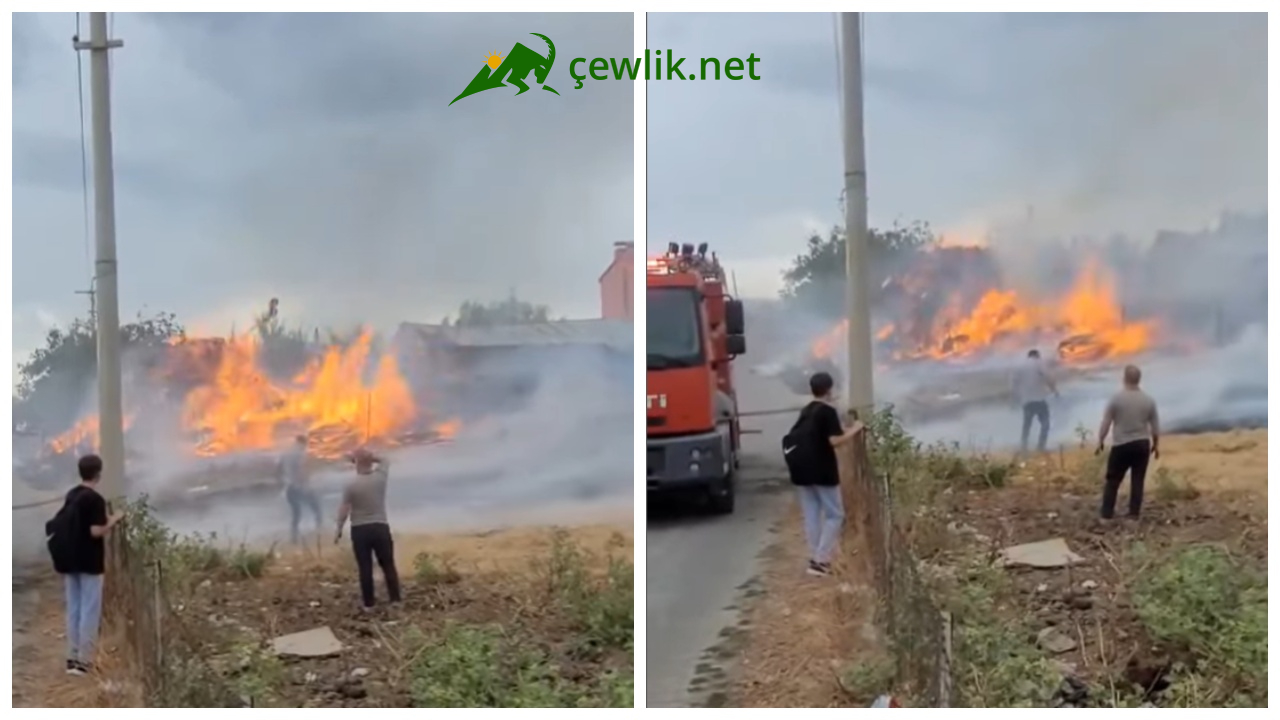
[13,523,633,708]
[733,503,883,708]
[1019,429,1267,524]
[730,429,1267,708]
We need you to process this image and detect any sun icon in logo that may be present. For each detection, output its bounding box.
[484,51,505,70]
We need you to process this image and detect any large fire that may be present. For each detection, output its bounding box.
[812,253,1158,366]
[181,329,422,459]
[46,326,457,462]
[48,413,136,455]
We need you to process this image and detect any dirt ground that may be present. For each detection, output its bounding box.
[12,523,633,708]
[730,506,884,708]
[731,429,1268,707]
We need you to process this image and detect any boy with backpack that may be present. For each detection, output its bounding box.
[46,454,123,675]
[781,372,858,577]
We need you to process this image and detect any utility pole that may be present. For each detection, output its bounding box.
[74,14,126,500]
[839,13,875,420]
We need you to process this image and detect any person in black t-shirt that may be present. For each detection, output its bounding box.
[58,454,123,676]
[785,372,858,577]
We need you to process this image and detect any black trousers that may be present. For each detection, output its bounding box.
[350,522,401,608]
[1101,439,1151,519]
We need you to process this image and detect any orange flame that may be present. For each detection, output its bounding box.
[812,255,1157,365]
[47,413,136,455]
[47,328,459,462]
[181,329,418,459]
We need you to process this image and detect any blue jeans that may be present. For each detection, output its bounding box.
[1021,400,1050,453]
[63,573,104,663]
[797,485,845,564]
[286,486,323,544]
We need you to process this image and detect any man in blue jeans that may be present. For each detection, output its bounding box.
[278,434,323,544]
[781,372,858,577]
[1012,349,1059,454]
[56,454,122,675]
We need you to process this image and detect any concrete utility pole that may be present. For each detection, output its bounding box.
[74,14,126,499]
[839,13,875,420]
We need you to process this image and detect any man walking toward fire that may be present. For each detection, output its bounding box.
[335,448,402,610]
[278,434,323,544]
[1095,365,1160,520]
[1012,349,1059,454]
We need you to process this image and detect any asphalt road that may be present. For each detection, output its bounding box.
[646,373,804,708]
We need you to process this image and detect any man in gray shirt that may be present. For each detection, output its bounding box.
[1096,365,1160,519]
[1011,349,1059,454]
[335,448,402,610]
[278,435,322,544]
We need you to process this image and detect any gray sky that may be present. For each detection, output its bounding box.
[647,12,1267,297]
[13,12,633,366]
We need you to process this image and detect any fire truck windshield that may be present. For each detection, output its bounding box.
[647,286,703,369]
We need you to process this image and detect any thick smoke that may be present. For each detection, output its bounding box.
[751,212,1267,452]
[962,13,1266,245]
[12,331,632,560]
[167,341,629,541]
[742,13,1266,451]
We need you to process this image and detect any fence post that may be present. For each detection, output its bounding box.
[154,559,164,700]
[939,610,954,708]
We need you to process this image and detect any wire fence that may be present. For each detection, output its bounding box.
[840,424,954,708]
[112,514,257,708]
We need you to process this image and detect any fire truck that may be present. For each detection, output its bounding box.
[646,243,746,514]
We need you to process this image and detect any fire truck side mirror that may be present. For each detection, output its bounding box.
[725,299,745,336]
[726,334,746,356]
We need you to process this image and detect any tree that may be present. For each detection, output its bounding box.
[452,294,552,327]
[780,220,934,319]
[13,311,184,433]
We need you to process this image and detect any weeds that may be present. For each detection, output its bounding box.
[862,408,1057,707]
[838,653,896,705]
[120,496,274,591]
[407,623,631,708]
[1131,544,1267,706]
[937,556,1061,708]
[541,529,634,652]
[1152,468,1201,502]
[412,551,462,585]
[116,500,633,708]
[116,497,278,706]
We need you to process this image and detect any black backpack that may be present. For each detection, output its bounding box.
[781,402,825,486]
[45,490,82,574]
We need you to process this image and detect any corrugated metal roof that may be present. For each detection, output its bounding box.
[397,319,632,351]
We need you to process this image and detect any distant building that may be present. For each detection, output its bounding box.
[600,241,634,321]
[391,318,632,416]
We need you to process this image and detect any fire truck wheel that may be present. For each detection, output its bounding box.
[707,471,736,515]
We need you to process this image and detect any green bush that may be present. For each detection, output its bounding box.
[412,551,462,585]
[541,529,633,652]
[937,558,1061,708]
[407,624,631,708]
[1132,544,1267,706]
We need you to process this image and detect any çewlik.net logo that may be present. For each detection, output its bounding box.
[449,32,561,106]
[449,34,763,105]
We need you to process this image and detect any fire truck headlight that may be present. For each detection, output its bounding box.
[690,462,700,474]
[690,449,702,461]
